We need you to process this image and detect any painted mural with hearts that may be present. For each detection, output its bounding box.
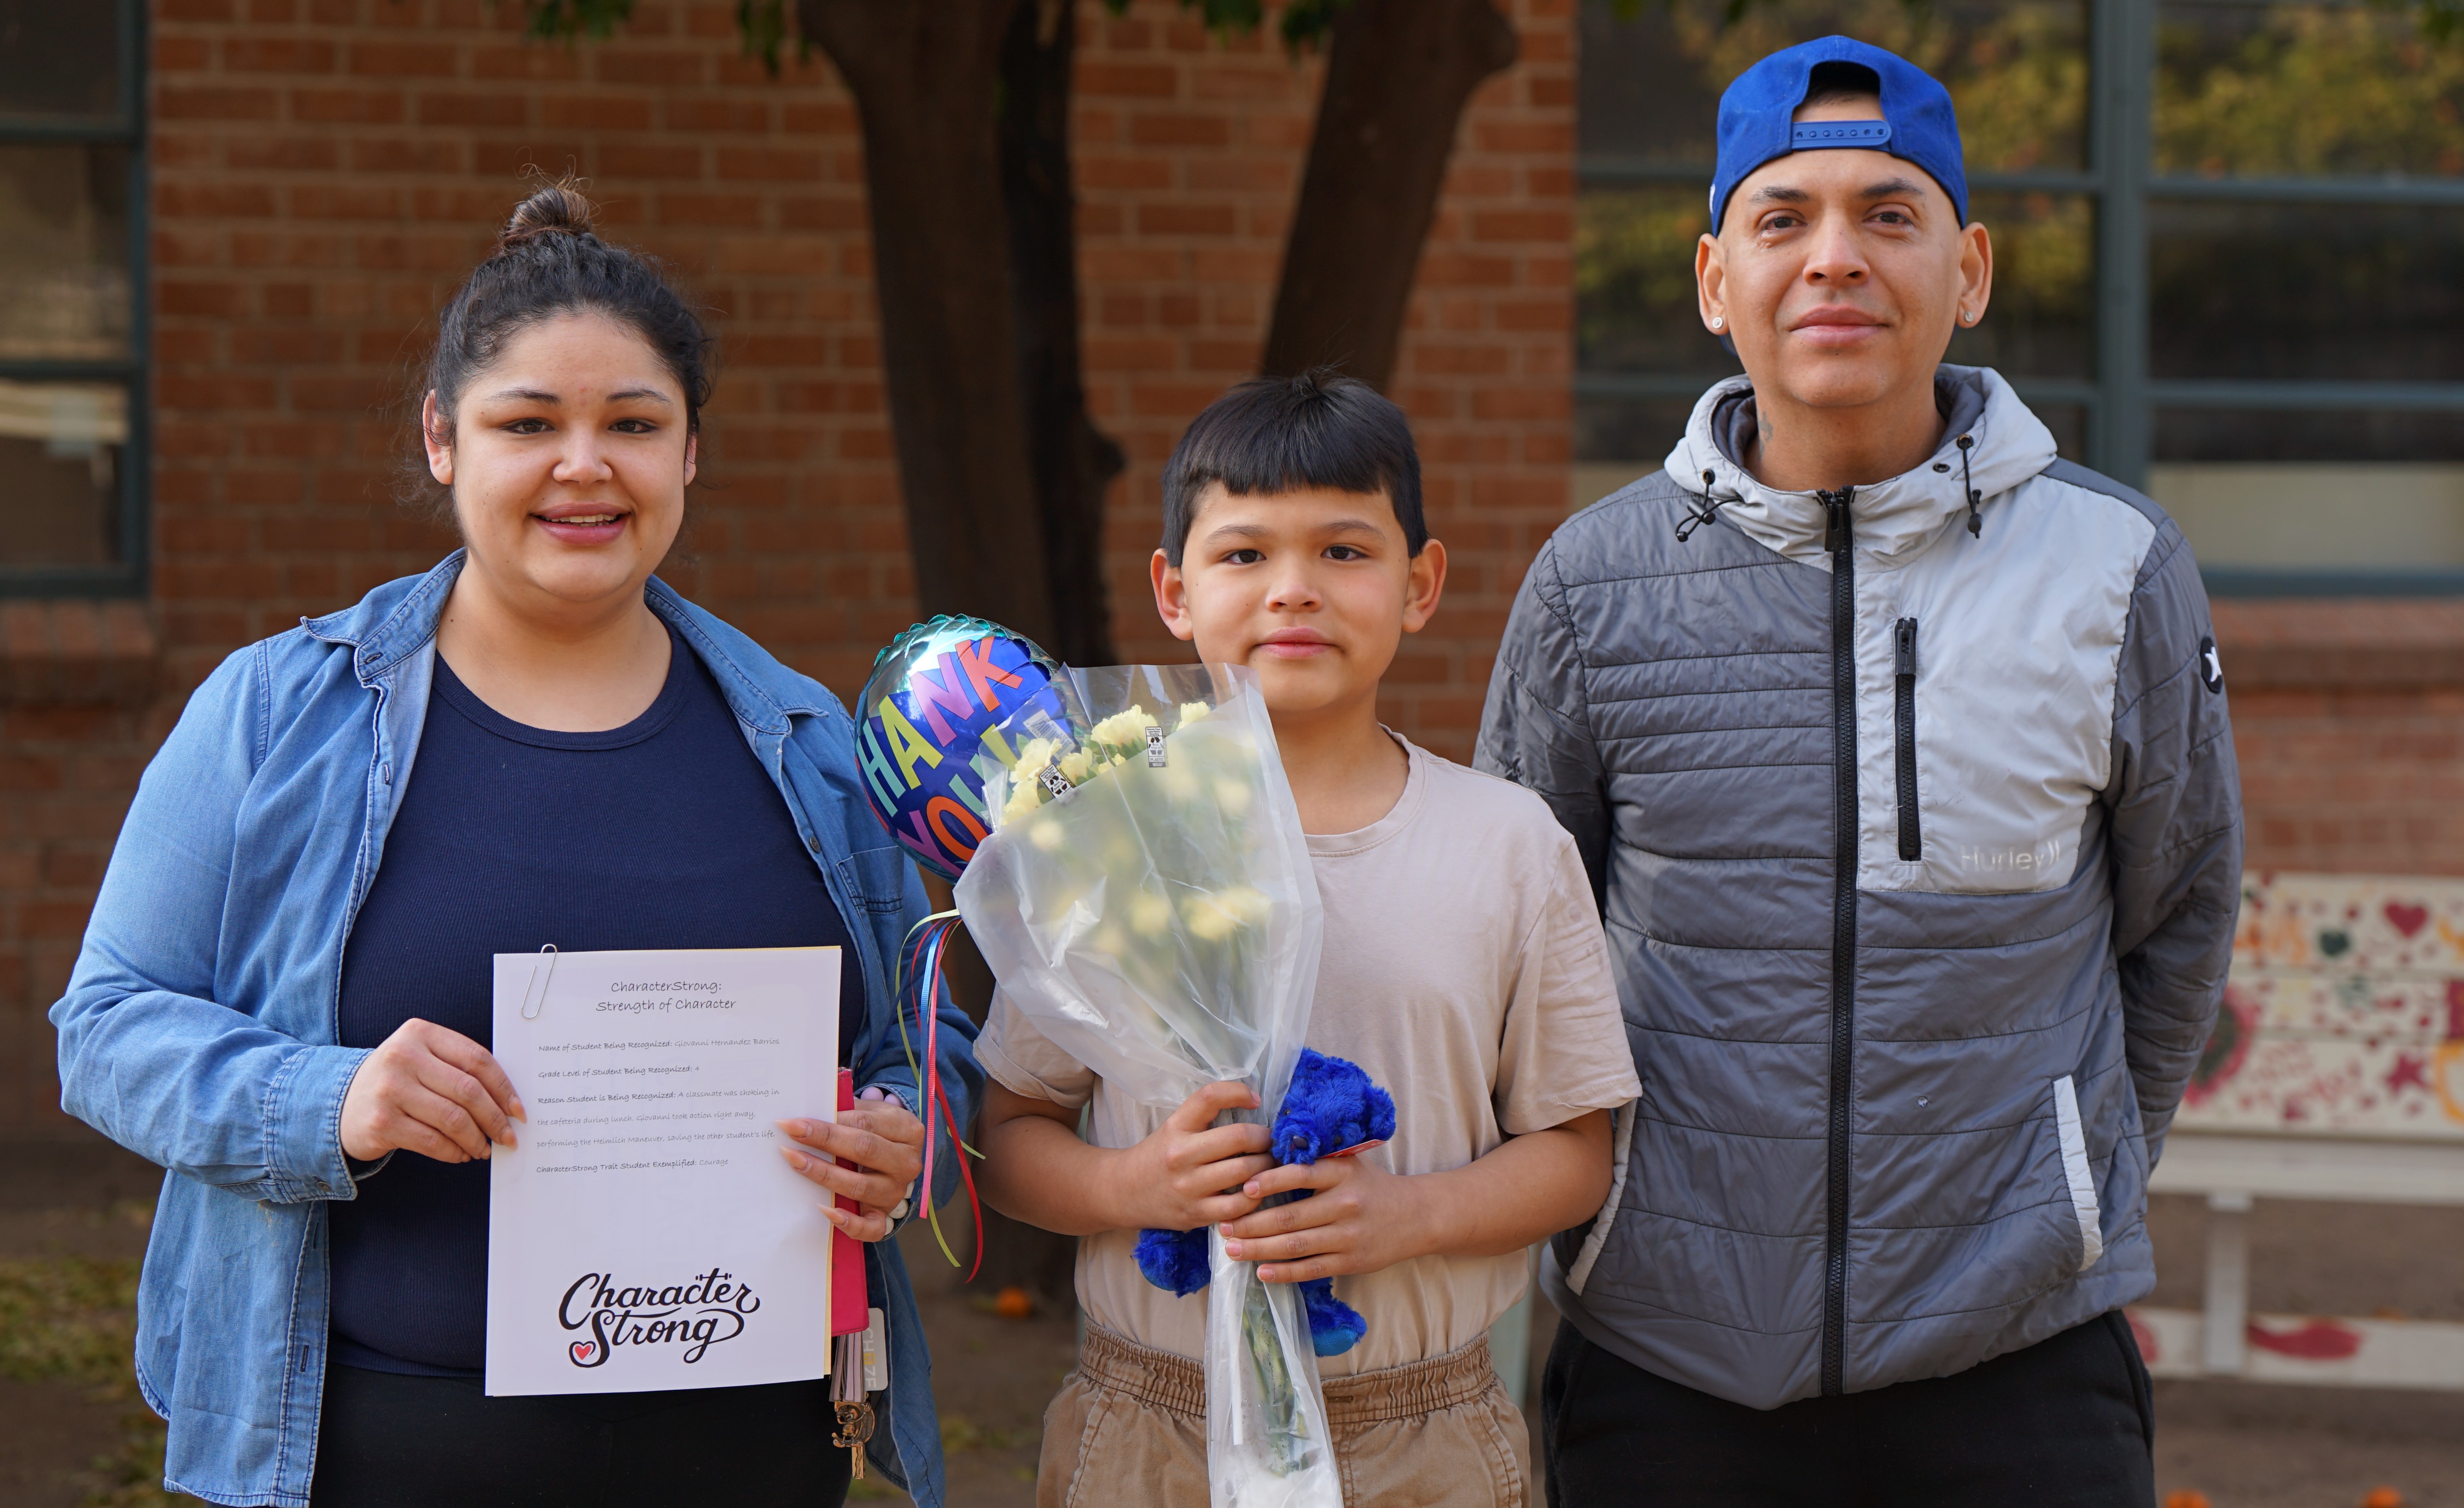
[2181,873,2464,1137]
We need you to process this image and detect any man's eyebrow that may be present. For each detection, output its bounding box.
[1749,184,1811,204]
[1861,177,1930,201]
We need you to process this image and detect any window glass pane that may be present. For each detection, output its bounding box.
[2156,2,2464,179]
[0,143,130,361]
[1579,186,1727,378]
[0,3,122,124]
[1581,0,2089,173]
[2156,462,2464,575]
[2150,199,2464,383]
[1576,395,1701,471]
[0,378,125,567]
[2157,408,2464,465]
[1949,189,2093,378]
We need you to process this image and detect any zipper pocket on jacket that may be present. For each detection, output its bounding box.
[1893,618,1920,862]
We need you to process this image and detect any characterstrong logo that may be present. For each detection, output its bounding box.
[559,1268,761,1368]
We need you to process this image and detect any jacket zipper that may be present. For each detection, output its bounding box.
[1819,487,1857,1397]
[1893,618,1920,862]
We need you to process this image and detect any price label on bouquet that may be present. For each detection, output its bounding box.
[483,946,840,1397]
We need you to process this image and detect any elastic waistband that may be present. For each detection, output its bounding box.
[1076,1324,1207,1420]
[1076,1323,1498,1427]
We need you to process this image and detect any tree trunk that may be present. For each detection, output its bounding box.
[1001,0,1126,667]
[799,0,1059,646]
[982,0,1118,1307]
[1261,0,1519,388]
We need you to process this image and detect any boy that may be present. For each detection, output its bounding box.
[976,372,1640,1508]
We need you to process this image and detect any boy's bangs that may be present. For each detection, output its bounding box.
[1161,370,1425,564]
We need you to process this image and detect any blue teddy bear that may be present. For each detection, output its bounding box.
[1133,1048,1397,1357]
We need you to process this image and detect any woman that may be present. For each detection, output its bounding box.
[49,184,979,1508]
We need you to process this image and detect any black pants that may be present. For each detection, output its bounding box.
[311,1364,854,1508]
[1542,1311,2156,1508]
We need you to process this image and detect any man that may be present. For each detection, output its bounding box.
[1477,36,2242,1504]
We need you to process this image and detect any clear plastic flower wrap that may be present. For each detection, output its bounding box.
[952,663,1340,1508]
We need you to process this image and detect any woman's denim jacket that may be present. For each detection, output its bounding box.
[50,555,981,1508]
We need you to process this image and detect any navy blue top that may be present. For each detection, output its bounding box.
[330,629,865,1376]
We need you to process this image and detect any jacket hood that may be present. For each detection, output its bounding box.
[1660,364,2057,571]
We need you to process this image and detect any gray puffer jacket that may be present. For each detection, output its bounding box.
[1477,366,2242,1409]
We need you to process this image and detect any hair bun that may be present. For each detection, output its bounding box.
[500,180,597,249]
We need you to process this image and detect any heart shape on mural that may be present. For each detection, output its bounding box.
[2385,903,2429,938]
[570,1340,598,1367]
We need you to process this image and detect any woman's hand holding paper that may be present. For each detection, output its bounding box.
[339,1017,526,1164]
[777,1088,926,1243]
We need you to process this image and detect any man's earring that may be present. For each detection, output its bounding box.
[1961,309,1978,325]
[1710,315,1724,330]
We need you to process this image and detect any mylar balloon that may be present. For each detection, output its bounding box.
[856,617,1064,881]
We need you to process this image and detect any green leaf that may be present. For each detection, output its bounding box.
[511,0,636,44]
[2374,0,2464,45]
[736,0,806,76]
[1277,0,1349,52]
[1091,0,1353,57]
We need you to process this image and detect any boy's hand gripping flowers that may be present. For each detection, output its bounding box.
[1135,1048,1396,1357]
[1121,1080,1277,1232]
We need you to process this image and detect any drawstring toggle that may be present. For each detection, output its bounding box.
[1676,468,1733,543]
[1955,434,1982,539]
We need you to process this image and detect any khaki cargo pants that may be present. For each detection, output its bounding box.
[1038,1323,1530,1508]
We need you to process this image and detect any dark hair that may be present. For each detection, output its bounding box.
[1159,370,1425,566]
[416,180,713,473]
[1800,59,1883,111]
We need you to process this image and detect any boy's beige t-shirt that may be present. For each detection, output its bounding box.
[975,736,1640,1375]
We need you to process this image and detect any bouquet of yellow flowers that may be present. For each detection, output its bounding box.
[954,663,1339,1508]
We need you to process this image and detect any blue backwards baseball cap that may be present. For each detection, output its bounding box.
[1709,36,1968,234]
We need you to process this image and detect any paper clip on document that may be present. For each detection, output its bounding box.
[518,944,559,1019]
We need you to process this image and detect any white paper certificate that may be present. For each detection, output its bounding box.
[485,945,840,1397]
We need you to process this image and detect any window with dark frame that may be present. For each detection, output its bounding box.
[0,0,146,595]
[1576,0,2464,596]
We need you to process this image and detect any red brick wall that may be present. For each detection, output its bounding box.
[1070,1,1575,741]
[2216,602,2464,878]
[145,0,903,692]
[0,0,1573,1133]
[0,604,162,1141]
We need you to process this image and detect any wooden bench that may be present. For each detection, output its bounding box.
[2135,872,2464,1389]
